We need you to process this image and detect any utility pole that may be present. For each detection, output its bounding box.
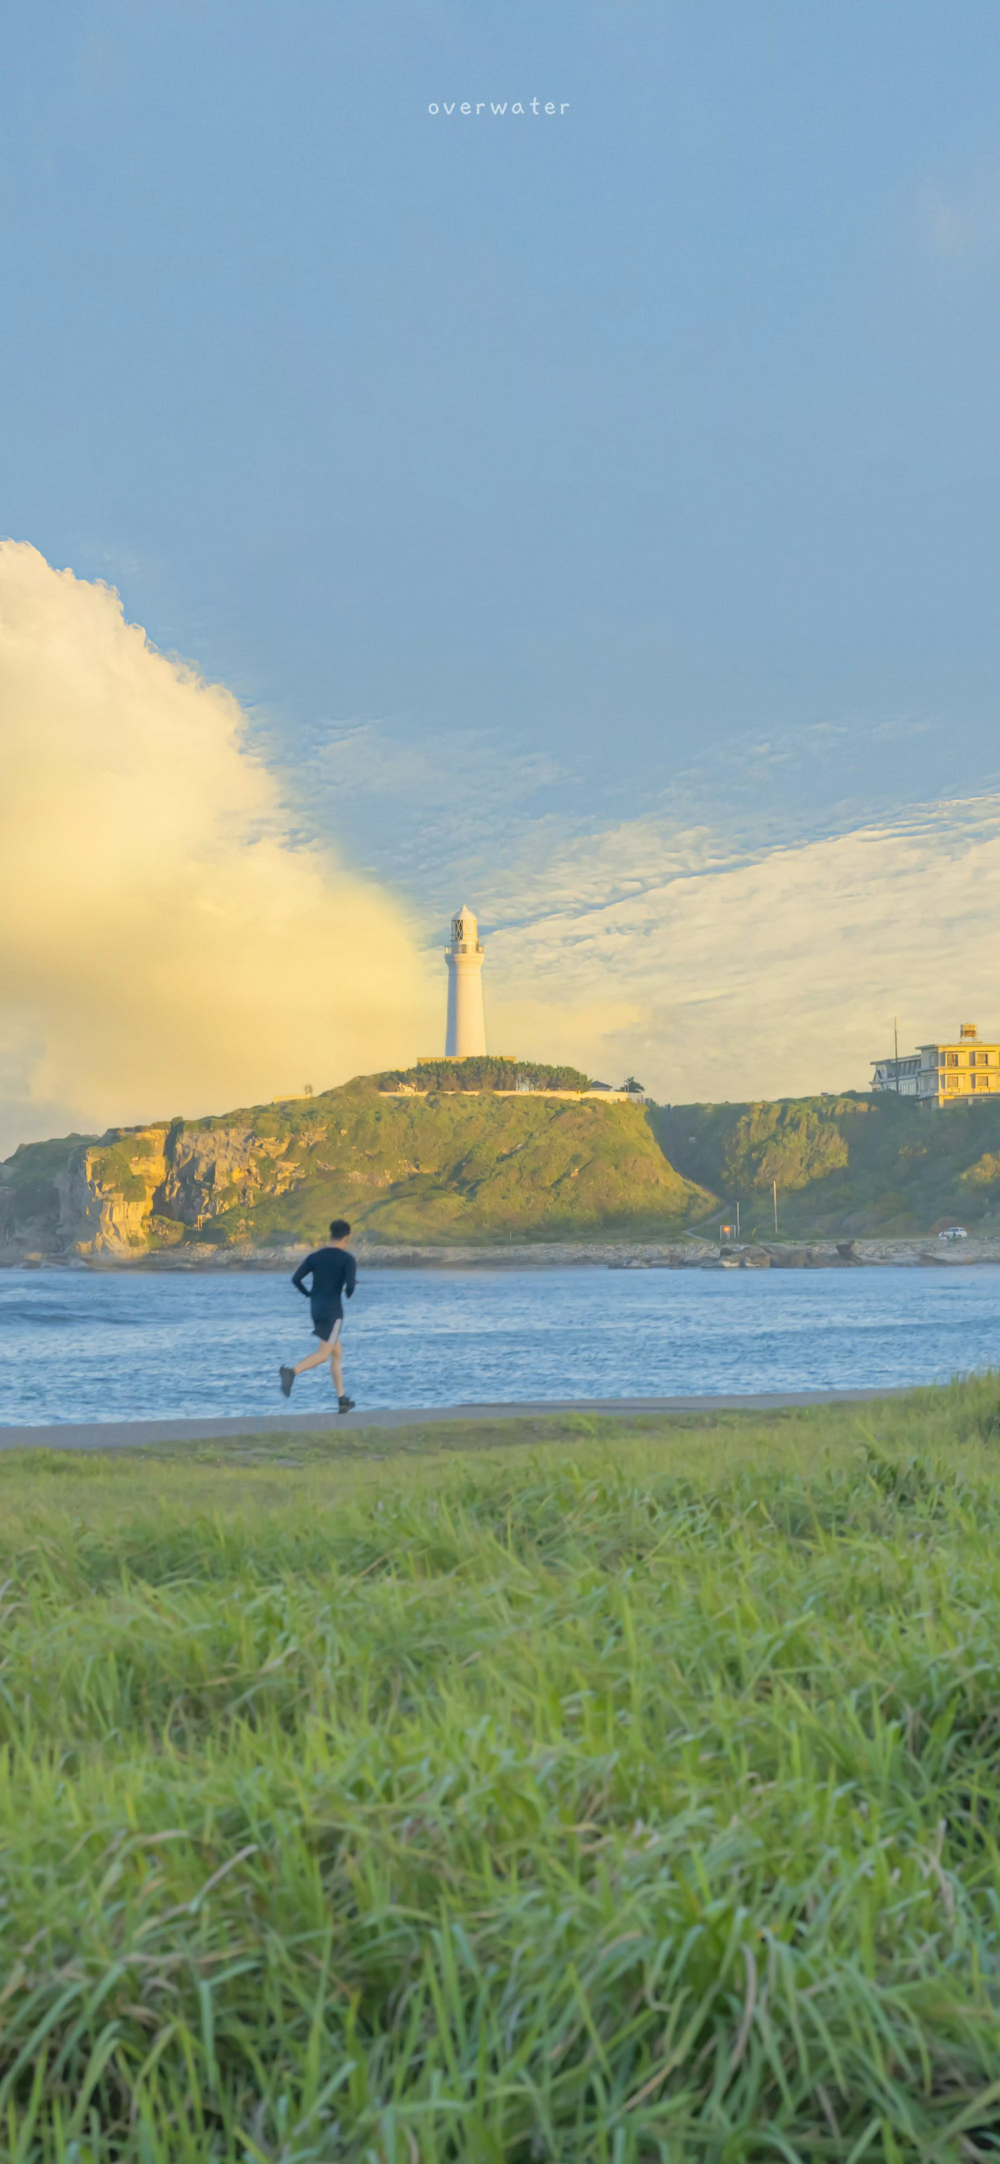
[894,1015,900,1093]
[773,1179,778,1235]
[736,1201,740,1239]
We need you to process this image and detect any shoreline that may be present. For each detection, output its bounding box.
[3,1236,997,1273]
[0,1384,919,1452]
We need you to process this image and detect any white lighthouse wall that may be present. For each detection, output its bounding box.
[445,958,486,1056]
[457,961,486,1056]
[445,963,460,1055]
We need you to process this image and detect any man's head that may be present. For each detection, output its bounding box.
[329,1218,351,1245]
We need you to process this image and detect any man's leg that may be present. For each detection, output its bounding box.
[293,1338,334,1377]
[282,1320,352,1408]
[325,1321,353,1409]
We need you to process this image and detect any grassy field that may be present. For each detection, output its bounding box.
[0,1382,997,2161]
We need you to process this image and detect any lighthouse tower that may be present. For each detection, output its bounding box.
[445,906,486,1056]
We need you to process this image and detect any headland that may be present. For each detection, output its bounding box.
[2,1058,997,1267]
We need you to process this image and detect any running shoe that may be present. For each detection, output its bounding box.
[338,1395,355,1415]
[279,1366,295,1397]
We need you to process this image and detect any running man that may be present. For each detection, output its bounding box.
[279,1218,357,1413]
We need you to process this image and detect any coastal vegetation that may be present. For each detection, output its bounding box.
[377,1056,595,1093]
[655,1092,1000,1238]
[0,1377,996,2158]
[1,1069,997,1260]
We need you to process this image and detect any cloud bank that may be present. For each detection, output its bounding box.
[0,544,437,1154]
[484,796,999,1100]
[271,691,993,939]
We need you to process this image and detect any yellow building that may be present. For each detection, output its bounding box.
[872,1022,1000,1106]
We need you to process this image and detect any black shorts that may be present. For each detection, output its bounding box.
[311,1310,343,1344]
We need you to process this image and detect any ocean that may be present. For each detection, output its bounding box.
[1,1262,997,1426]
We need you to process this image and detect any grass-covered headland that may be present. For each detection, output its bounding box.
[1,1381,998,2160]
[2,1065,997,1261]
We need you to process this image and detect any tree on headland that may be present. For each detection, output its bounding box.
[376,1057,594,1094]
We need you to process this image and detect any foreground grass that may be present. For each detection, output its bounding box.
[0,1382,997,2161]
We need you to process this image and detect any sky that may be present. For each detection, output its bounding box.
[0,0,997,1149]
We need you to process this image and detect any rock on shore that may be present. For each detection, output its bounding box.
[12,1235,996,1271]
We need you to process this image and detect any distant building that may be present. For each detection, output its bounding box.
[871,1050,922,1096]
[444,905,487,1057]
[872,1022,999,1106]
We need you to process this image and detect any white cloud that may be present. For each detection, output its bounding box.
[0,544,438,1155]
[278,713,570,909]
[482,796,1000,1098]
[920,164,1000,261]
[274,695,977,937]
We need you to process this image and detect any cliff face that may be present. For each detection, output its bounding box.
[57,1132,169,1255]
[0,1080,712,1261]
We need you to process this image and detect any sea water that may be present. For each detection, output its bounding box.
[0,1263,996,1426]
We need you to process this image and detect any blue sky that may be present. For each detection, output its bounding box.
[0,1,997,1137]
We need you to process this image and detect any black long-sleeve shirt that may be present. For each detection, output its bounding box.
[291,1246,356,1324]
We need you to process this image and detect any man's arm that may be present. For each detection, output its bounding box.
[345,1254,357,1299]
[291,1254,314,1297]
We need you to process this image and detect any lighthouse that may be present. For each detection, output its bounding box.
[445,905,486,1056]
